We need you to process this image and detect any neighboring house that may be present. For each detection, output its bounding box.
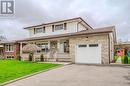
[115,42,130,51]
[0,36,7,59]
[16,17,116,64]
[0,41,20,59]
[0,34,20,59]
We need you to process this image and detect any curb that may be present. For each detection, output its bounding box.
[75,63,130,67]
[0,64,65,86]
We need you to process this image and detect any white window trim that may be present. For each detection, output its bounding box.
[5,44,14,52]
[35,27,45,34]
[53,23,66,32]
[36,42,49,53]
[54,24,64,31]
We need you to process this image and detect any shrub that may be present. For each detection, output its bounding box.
[16,54,21,61]
[29,52,33,61]
[113,56,129,64]
[114,56,118,62]
[121,56,124,64]
[40,54,44,61]
[128,57,130,64]
[124,56,128,64]
[121,56,128,64]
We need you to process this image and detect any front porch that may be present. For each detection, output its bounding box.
[20,39,71,62]
[0,44,4,59]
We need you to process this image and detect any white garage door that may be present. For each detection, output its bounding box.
[75,44,101,64]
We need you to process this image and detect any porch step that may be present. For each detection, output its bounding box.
[57,53,71,62]
[57,53,70,58]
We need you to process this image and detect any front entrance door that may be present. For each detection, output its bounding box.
[50,41,57,48]
[59,40,69,53]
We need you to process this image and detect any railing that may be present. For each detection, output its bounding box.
[21,52,71,62]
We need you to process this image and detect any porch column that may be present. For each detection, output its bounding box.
[20,42,23,56]
[48,41,50,49]
[57,40,60,52]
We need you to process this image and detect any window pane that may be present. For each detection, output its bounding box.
[78,45,87,48]
[89,44,98,47]
[9,45,11,51]
[35,28,43,33]
[5,44,14,52]
[37,43,48,53]
[10,45,14,51]
[5,45,8,51]
[55,24,63,31]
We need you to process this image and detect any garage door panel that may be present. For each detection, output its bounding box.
[76,59,101,64]
[75,44,101,64]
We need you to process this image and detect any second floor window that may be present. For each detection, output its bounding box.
[55,24,64,31]
[52,23,67,32]
[35,27,45,34]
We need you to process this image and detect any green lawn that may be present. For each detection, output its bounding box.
[0,60,61,84]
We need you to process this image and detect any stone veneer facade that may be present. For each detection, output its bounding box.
[69,33,112,64]
[18,33,114,64]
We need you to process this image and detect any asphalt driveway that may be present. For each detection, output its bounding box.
[5,64,130,86]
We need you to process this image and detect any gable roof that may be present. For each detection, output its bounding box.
[17,26,115,42]
[24,17,93,30]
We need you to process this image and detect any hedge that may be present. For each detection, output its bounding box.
[114,56,130,64]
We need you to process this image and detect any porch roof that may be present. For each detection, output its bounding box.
[17,26,115,42]
[0,40,16,44]
[0,45,4,48]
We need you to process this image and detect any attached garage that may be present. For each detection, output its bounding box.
[69,26,116,64]
[75,44,101,64]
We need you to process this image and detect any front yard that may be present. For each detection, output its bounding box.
[0,60,61,84]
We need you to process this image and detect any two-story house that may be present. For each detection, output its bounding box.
[17,17,116,64]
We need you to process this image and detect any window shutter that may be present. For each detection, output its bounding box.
[43,27,45,33]
[52,25,54,32]
[64,23,67,30]
[34,28,36,34]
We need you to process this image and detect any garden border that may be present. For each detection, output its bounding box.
[0,63,67,86]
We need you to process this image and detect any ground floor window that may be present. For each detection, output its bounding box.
[36,40,69,54]
[5,44,14,52]
[37,43,49,53]
[6,56,14,59]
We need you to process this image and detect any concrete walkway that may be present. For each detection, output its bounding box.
[5,64,130,86]
[38,62,72,65]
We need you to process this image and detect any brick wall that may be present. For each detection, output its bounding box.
[4,43,20,59]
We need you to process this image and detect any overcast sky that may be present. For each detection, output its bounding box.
[0,0,130,41]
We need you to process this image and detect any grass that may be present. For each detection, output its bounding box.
[0,60,61,84]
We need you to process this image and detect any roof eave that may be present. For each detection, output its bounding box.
[23,17,93,30]
[17,31,112,42]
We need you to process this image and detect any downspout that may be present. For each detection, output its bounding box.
[108,34,110,64]
[2,44,4,58]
